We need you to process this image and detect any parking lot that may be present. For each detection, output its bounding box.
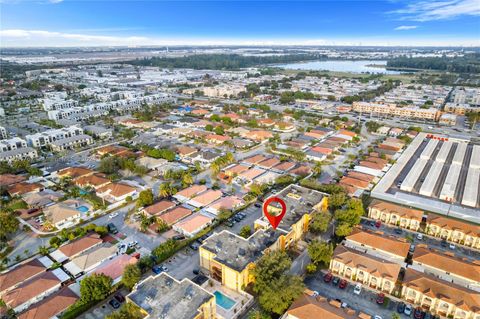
[360,218,480,261]
[78,289,128,319]
[305,272,403,319]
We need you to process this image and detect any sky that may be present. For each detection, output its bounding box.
[0,0,479,47]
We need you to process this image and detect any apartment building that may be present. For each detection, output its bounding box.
[127,272,216,319]
[411,246,480,291]
[344,228,410,264]
[0,126,7,139]
[0,137,27,152]
[352,102,440,121]
[426,214,480,249]
[50,134,94,152]
[329,245,401,294]
[0,147,38,163]
[368,200,423,231]
[444,102,480,115]
[26,126,84,148]
[43,98,78,111]
[402,269,480,319]
[203,84,246,98]
[452,87,480,106]
[199,229,282,291]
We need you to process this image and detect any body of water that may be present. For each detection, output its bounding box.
[278,60,403,74]
[214,291,236,310]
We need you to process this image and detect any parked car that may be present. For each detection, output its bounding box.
[114,294,125,303]
[254,202,262,208]
[109,299,121,309]
[394,228,403,234]
[441,240,448,248]
[190,242,200,250]
[374,316,383,319]
[193,269,200,275]
[107,223,118,234]
[375,220,382,228]
[353,284,362,295]
[338,279,348,289]
[226,221,234,227]
[404,304,413,316]
[416,233,424,240]
[414,307,425,319]
[109,212,118,219]
[172,235,185,240]
[397,302,406,313]
[409,244,416,253]
[449,243,456,250]
[323,272,333,283]
[376,293,385,304]
[332,276,340,286]
[369,220,376,227]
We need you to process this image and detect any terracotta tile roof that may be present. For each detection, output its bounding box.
[311,146,333,154]
[190,190,223,206]
[359,161,385,170]
[304,131,326,139]
[0,174,26,187]
[273,161,296,172]
[369,200,423,221]
[338,130,357,137]
[243,154,266,164]
[97,182,136,198]
[175,213,212,234]
[58,233,103,258]
[3,271,61,309]
[144,200,176,216]
[17,288,78,319]
[176,146,197,156]
[7,182,43,196]
[257,157,281,169]
[290,165,311,176]
[287,293,360,319]
[247,130,273,141]
[0,259,46,294]
[427,214,480,236]
[333,245,402,280]
[93,254,138,281]
[158,207,193,226]
[175,185,207,199]
[346,228,410,258]
[403,268,480,313]
[225,164,249,175]
[239,168,265,180]
[206,134,231,142]
[413,246,480,282]
[208,196,244,211]
[57,167,94,179]
[347,171,375,182]
[73,173,110,188]
[340,177,370,189]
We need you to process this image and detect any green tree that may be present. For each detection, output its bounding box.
[252,251,305,315]
[312,162,322,177]
[307,240,333,266]
[0,211,19,239]
[122,264,142,290]
[335,222,353,237]
[391,314,401,319]
[38,246,49,256]
[182,173,194,187]
[214,126,225,135]
[106,302,144,319]
[137,189,154,208]
[329,192,346,209]
[152,239,178,262]
[239,225,252,238]
[80,274,113,303]
[308,212,331,234]
[248,310,272,319]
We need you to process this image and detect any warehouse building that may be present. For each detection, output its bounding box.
[371,132,480,224]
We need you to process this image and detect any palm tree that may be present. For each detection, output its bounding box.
[38,246,49,256]
[313,162,322,177]
[159,182,173,198]
[182,173,194,187]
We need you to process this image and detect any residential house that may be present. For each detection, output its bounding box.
[73,173,110,190]
[344,228,410,264]
[368,200,423,231]
[93,254,138,285]
[284,293,364,319]
[329,245,401,294]
[96,182,137,203]
[411,245,480,291]
[426,214,480,249]
[64,244,117,278]
[187,190,223,208]
[0,258,51,296]
[173,184,207,203]
[50,233,103,263]
[401,268,480,319]
[157,207,193,227]
[205,196,245,215]
[17,288,78,319]
[43,201,82,229]
[7,182,43,197]
[142,200,176,217]
[2,269,69,313]
[173,213,213,237]
[127,272,216,319]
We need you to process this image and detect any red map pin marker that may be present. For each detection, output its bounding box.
[262,197,287,230]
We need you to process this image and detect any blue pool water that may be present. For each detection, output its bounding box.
[76,206,89,213]
[214,291,235,310]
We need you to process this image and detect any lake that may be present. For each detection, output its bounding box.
[278,60,403,74]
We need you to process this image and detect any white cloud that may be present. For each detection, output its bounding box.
[391,0,480,21]
[48,0,63,3]
[1,29,479,47]
[395,25,418,30]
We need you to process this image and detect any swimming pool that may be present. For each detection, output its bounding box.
[76,206,89,213]
[214,291,235,310]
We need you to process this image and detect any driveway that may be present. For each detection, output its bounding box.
[305,272,404,318]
